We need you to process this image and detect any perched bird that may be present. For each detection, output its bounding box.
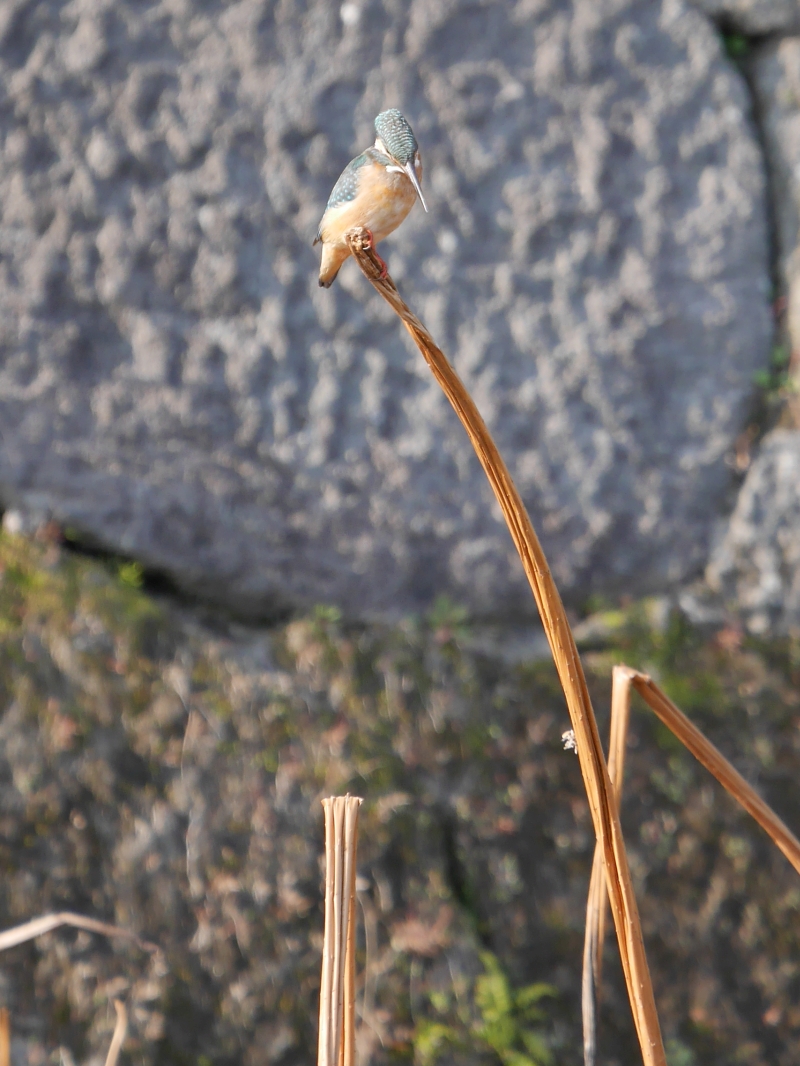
[314,108,427,287]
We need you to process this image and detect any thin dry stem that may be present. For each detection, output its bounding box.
[582,666,635,1065]
[343,800,360,1066]
[345,228,666,1066]
[581,859,603,1066]
[0,1008,9,1066]
[331,799,345,1066]
[319,795,363,1066]
[0,912,158,955]
[319,801,335,1066]
[103,1000,128,1066]
[356,884,380,1065]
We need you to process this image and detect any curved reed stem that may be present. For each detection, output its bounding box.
[345,228,666,1066]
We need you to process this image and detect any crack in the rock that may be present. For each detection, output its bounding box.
[0,510,294,629]
[736,45,783,309]
[703,21,790,443]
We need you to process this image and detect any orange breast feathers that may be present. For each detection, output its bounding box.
[318,162,419,250]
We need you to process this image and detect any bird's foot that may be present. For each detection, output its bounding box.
[363,229,388,279]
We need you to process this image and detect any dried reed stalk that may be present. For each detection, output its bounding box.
[0,1008,8,1066]
[104,1000,128,1066]
[582,667,635,1065]
[583,665,800,1063]
[319,795,362,1066]
[345,229,666,1066]
[581,852,603,1066]
[0,912,158,954]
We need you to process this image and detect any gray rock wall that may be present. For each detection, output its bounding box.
[702,29,800,635]
[707,428,800,633]
[0,0,772,619]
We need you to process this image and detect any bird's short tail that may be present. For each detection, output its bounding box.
[318,243,349,288]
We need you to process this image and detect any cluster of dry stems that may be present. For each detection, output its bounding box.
[311,229,800,1066]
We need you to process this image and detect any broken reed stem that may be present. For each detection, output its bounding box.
[0,912,158,955]
[319,795,362,1066]
[625,668,800,876]
[345,228,666,1066]
[103,1000,128,1066]
[0,918,140,1066]
[583,666,800,1065]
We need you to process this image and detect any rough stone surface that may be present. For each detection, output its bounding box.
[701,38,800,638]
[707,429,800,633]
[690,0,800,35]
[0,0,771,620]
[4,533,800,1066]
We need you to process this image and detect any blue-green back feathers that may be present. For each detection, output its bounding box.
[324,149,381,212]
[374,109,418,166]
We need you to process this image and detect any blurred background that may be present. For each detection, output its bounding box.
[0,1,799,1064]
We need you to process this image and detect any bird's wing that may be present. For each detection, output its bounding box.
[314,149,393,246]
[325,151,372,210]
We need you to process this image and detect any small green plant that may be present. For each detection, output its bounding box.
[665,1037,696,1066]
[723,33,748,60]
[118,560,144,588]
[427,595,470,644]
[474,953,554,1066]
[754,343,796,399]
[414,951,555,1066]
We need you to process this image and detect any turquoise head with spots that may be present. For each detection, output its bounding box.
[374,109,419,165]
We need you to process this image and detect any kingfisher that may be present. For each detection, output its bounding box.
[314,108,428,288]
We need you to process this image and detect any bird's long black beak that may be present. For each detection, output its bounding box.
[404,161,428,212]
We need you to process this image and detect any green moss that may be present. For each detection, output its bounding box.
[723,33,749,59]
[118,560,144,588]
[753,343,797,402]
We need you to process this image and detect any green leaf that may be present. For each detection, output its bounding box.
[520,1028,553,1065]
[665,1037,696,1066]
[771,344,790,368]
[501,1050,537,1066]
[313,604,342,623]
[427,594,470,640]
[118,561,144,588]
[475,955,514,1021]
[414,1021,460,1066]
[515,982,557,1012]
